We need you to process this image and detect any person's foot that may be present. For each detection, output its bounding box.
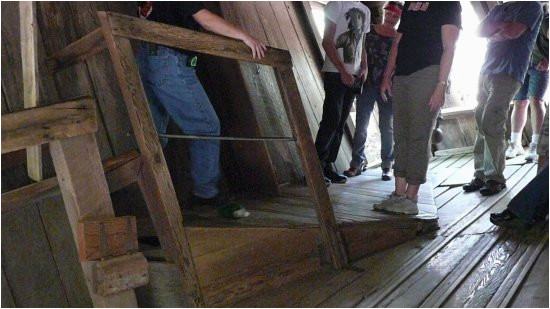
[463,177,485,192]
[490,209,528,228]
[384,197,419,215]
[324,176,331,187]
[479,180,506,196]
[381,168,392,181]
[191,194,250,219]
[373,192,405,211]
[324,166,347,184]
[343,167,362,177]
[524,142,538,162]
[505,141,524,159]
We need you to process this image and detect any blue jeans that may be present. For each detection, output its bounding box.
[136,44,220,198]
[513,65,549,101]
[350,84,394,169]
[508,164,548,224]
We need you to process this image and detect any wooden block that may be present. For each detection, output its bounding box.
[78,216,138,261]
[92,252,149,296]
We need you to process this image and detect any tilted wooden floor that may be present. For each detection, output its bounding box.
[232,152,549,308]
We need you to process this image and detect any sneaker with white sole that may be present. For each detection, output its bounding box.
[373,192,405,211]
[505,141,524,159]
[384,197,419,215]
[524,142,538,162]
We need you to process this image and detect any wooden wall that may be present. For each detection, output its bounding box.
[1,1,344,306]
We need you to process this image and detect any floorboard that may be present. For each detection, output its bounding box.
[229,151,547,308]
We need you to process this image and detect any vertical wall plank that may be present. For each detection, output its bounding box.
[1,205,69,307]
[1,266,16,307]
[19,2,43,181]
[35,2,113,160]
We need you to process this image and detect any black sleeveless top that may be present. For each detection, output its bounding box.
[365,25,394,86]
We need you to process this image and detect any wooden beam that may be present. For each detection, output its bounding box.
[1,150,142,213]
[441,106,475,119]
[97,12,205,307]
[48,28,107,72]
[19,1,42,181]
[274,67,348,269]
[101,11,292,68]
[49,133,137,307]
[1,98,97,154]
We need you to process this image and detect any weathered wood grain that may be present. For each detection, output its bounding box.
[1,98,97,154]
[37,195,93,307]
[104,11,291,68]
[78,216,138,261]
[275,66,348,269]
[1,205,69,307]
[97,13,204,305]
[92,252,148,296]
[49,133,137,307]
[19,1,43,181]
[48,28,106,72]
[2,150,141,213]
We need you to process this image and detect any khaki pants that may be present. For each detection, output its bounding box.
[392,65,440,185]
[474,74,521,184]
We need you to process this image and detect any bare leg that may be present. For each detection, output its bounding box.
[529,97,546,136]
[511,99,530,134]
[395,176,407,196]
[406,184,420,201]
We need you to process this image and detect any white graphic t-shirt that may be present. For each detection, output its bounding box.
[321,1,371,75]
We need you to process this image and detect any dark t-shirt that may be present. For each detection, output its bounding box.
[365,26,394,85]
[395,1,462,76]
[137,1,205,31]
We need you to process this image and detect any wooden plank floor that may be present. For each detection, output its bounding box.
[184,166,437,228]
[232,152,549,308]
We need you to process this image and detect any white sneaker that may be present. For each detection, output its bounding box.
[384,197,419,215]
[505,141,524,159]
[373,192,405,211]
[524,143,538,162]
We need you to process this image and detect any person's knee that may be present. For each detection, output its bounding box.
[530,98,546,113]
[480,114,505,138]
[514,100,529,110]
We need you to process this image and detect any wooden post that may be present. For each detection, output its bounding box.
[19,2,42,181]
[49,134,138,307]
[274,67,348,269]
[97,12,205,307]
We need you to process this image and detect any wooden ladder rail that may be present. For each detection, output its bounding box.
[48,10,349,306]
[1,98,141,307]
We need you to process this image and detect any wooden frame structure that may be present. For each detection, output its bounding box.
[2,98,147,307]
[38,11,347,306]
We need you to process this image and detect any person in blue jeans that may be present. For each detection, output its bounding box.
[344,1,403,181]
[136,2,266,219]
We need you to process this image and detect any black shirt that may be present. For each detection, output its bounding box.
[395,1,462,76]
[138,1,205,31]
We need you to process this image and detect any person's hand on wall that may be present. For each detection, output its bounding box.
[428,83,446,112]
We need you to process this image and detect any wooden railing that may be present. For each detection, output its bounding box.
[40,11,348,307]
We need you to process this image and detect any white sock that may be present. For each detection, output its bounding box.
[532,134,540,145]
[510,132,522,145]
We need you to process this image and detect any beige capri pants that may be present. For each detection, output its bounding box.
[392,65,441,185]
